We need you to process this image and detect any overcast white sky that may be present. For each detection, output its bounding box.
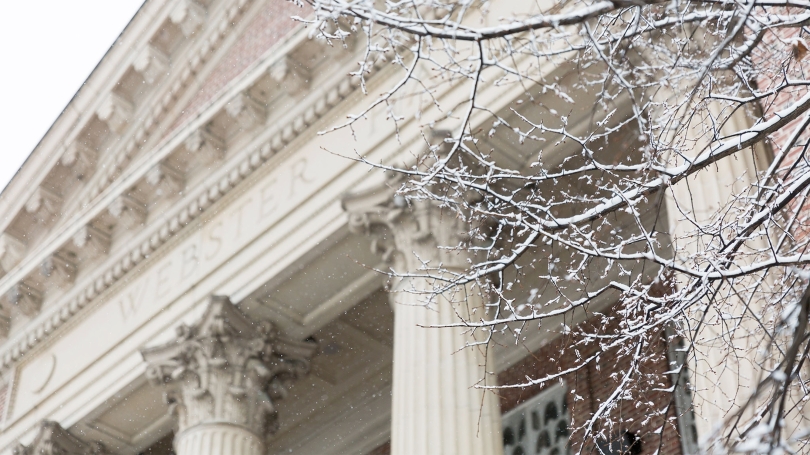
[0,1,145,193]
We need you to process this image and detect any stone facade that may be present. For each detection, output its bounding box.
[0,0,740,454]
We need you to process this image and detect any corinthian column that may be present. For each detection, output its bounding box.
[141,296,316,455]
[343,180,504,455]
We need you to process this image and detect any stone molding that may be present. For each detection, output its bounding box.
[0,0,256,278]
[225,92,266,130]
[81,0,252,208]
[141,295,316,439]
[0,61,359,371]
[183,128,225,167]
[40,253,77,289]
[96,92,134,134]
[0,234,26,275]
[269,56,311,96]
[108,195,147,229]
[12,421,107,455]
[133,45,170,85]
[145,163,185,199]
[170,0,207,37]
[60,143,97,182]
[0,63,368,373]
[6,283,42,319]
[24,188,62,226]
[71,225,111,261]
[342,175,474,272]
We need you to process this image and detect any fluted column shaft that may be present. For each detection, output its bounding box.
[665,108,771,444]
[174,424,264,455]
[389,277,503,455]
[343,187,504,455]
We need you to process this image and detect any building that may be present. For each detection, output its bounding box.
[0,0,755,454]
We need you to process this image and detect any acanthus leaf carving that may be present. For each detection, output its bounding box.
[269,56,311,96]
[342,171,473,271]
[133,45,170,85]
[170,0,206,37]
[145,163,184,199]
[40,252,77,288]
[72,225,111,261]
[108,194,147,229]
[6,282,42,319]
[96,92,134,134]
[141,295,317,439]
[25,188,62,226]
[225,92,265,130]
[0,233,27,274]
[183,128,225,168]
[13,421,108,455]
[60,142,97,181]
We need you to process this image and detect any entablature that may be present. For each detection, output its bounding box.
[0,20,379,377]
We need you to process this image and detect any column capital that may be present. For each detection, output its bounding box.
[342,174,473,272]
[141,296,317,442]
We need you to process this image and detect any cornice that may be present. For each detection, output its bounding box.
[0,0,164,228]
[78,0,257,209]
[0,45,380,374]
[1,0,257,259]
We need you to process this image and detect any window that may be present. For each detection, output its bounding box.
[502,382,570,455]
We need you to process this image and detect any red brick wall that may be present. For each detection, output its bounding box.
[170,0,303,133]
[498,316,684,455]
[365,317,684,455]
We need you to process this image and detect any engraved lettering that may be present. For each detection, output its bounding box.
[260,179,278,219]
[233,198,253,240]
[205,221,223,260]
[119,275,152,322]
[155,261,173,298]
[181,244,198,280]
[290,158,313,196]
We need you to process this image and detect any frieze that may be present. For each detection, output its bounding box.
[9,129,355,423]
[0,56,373,377]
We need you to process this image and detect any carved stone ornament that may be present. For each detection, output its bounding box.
[145,163,184,199]
[268,56,311,96]
[341,173,473,272]
[72,225,111,261]
[13,421,107,455]
[133,45,170,85]
[225,92,265,130]
[25,187,62,225]
[108,194,147,229]
[96,92,134,134]
[0,233,26,273]
[183,128,225,167]
[60,142,97,181]
[7,282,43,318]
[40,253,77,288]
[170,0,206,37]
[141,295,317,440]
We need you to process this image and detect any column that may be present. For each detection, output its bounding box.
[665,108,771,446]
[141,296,317,455]
[343,186,504,455]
